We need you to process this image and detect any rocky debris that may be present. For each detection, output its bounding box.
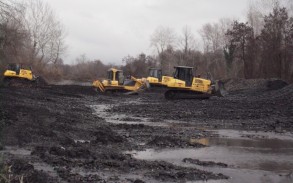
[183,158,228,167]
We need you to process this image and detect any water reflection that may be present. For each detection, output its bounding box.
[130,133,293,183]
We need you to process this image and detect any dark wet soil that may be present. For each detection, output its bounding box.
[109,83,293,132]
[183,158,228,167]
[0,81,292,182]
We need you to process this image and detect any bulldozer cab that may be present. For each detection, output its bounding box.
[173,66,193,87]
[107,68,124,85]
[149,68,162,82]
[7,64,20,75]
[7,63,32,72]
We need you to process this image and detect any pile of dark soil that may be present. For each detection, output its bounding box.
[223,78,288,92]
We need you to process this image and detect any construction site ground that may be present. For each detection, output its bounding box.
[0,79,293,183]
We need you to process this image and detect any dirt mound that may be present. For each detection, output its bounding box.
[266,79,288,90]
[224,78,288,91]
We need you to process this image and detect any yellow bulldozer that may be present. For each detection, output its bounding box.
[163,66,225,99]
[92,68,149,94]
[2,63,46,86]
[4,63,34,80]
[145,68,165,87]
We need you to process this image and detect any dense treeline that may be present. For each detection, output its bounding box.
[124,1,293,82]
[0,0,292,82]
[0,0,66,79]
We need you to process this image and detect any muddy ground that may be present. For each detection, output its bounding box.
[0,79,292,182]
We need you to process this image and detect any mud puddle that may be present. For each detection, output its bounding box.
[129,130,293,183]
[91,104,184,127]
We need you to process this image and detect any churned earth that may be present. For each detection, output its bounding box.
[0,79,292,183]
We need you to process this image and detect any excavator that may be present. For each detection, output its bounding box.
[163,66,225,99]
[2,63,45,86]
[92,68,149,94]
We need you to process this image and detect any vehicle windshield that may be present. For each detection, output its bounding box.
[107,70,113,80]
[116,71,124,84]
[174,68,193,82]
[7,64,18,71]
[149,69,162,78]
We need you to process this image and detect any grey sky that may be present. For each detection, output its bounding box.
[46,0,250,64]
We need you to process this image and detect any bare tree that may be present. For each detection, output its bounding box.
[199,20,231,53]
[22,0,67,65]
[150,26,176,56]
[178,25,197,54]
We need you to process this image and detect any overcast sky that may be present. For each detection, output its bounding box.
[45,0,250,64]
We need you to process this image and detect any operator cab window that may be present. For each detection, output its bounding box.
[149,69,156,78]
[116,71,124,85]
[107,70,113,80]
[174,67,193,86]
[8,64,16,71]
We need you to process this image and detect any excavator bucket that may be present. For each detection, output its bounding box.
[212,80,227,97]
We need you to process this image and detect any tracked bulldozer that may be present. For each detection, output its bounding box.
[2,63,45,87]
[163,66,226,99]
[145,68,165,87]
[92,68,149,94]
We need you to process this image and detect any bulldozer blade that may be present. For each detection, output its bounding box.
[212,80,228,97]
[124,80,150,95]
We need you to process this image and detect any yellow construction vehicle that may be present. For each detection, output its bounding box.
[145,68,164,87]
[4,63,34,80]
[163,66,225,99]
[3,63,46,87]
[92,68,149,94]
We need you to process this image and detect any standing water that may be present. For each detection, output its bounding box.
[130,130,293,183]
